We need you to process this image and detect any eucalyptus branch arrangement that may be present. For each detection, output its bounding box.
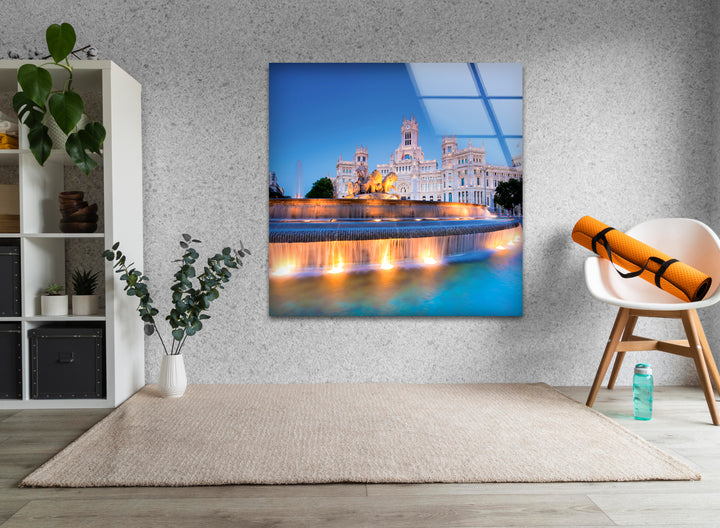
[103,235,250,356]
[12,22,105,175]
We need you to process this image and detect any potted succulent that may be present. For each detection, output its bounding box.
[40,282,68,316]
[103,234,250,398]
[71,268,100,315]
[12,22,105,175]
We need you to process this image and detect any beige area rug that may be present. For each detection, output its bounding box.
[22,383,699,487]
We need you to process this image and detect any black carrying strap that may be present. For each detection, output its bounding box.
[591,227,679,287]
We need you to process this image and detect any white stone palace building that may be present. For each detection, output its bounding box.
[332,117,522,212]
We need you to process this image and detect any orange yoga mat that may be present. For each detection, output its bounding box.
[572,216,712,302]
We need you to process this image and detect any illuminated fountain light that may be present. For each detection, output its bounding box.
[381,251,394,270]
[269,199,521,276]
[269,198,495,221]
[270,225,522,275]
[328,260,345,274]
[272,264,295,277]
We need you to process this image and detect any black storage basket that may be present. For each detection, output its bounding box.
[0,242,20,317]
[0,322,22,399]
[29,323,105,399]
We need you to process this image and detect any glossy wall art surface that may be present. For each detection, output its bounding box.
[269,63,523,316]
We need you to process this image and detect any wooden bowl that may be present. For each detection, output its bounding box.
[59,191,83,201]
[59,202,88,217]
[59,221,98,233]
[64,204,98,221]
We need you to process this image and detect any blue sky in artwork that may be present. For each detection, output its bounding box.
[269,63,522,197]
[474,63,523,96]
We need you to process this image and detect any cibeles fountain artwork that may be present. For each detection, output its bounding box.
[269,62,523,316]
[269,162,522,314]
[344,165,398,200]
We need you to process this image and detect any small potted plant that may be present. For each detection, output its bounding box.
[40,283,68,316]
[71,268,100,315]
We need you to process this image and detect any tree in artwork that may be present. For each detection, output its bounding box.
[305,177,335,198]
[494,178,522,214]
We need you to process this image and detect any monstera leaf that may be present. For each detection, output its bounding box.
[48,91,83,135]
[17,64,52,107]
[27,124,52,166]
[78,122,105,153]
[65,122,105,175]
[46,23,76,63]
[12,92,45,129]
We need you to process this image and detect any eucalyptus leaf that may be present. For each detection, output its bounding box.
[46,22,76,63]
[17,64,52,107]
[48,91,83,134]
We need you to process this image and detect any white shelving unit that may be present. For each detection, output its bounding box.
[0,60,144,409]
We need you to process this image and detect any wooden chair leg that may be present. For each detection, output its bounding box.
[690,309,720,396]
[608,315,638,389]
[587,308,630,408]
[681,311,720,426]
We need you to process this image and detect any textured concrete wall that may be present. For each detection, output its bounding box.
[2,0,717,386]
[712,0,720,375]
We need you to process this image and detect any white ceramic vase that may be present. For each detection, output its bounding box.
[40,295,68,316]
[158,354,187,398]
[72,295,99,316]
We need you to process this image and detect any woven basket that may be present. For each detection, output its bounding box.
[47,114,89,147]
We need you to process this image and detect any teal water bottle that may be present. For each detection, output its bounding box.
[633,363,653,420]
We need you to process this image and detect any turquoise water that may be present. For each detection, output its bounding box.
[269,249,522,316]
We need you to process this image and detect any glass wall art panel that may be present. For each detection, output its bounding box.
[269,63,523,316]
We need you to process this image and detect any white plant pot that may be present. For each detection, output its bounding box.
[72,295,99,316]
[158,354,187,398]
[47,113,89,147]
[40,295,68,316]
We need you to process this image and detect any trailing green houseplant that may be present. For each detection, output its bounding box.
[12,22,106,175]
[103,234,250,356]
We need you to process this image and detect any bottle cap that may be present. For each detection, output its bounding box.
[635,363,652,375]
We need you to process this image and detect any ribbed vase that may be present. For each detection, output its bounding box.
[158,354,187,398]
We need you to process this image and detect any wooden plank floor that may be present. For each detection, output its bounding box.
[1,386,719,527]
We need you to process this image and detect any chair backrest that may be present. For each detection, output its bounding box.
[597,218,720,304]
